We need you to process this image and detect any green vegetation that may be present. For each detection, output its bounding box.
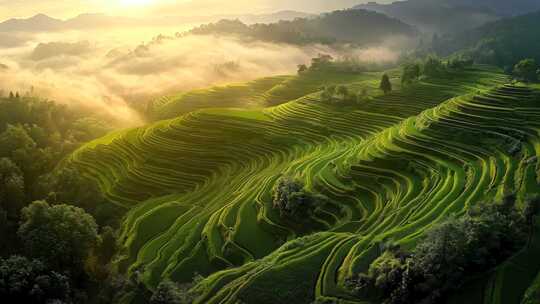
[150,54,385,120]
[379,74,392,94]
[18,201,99,271]
[434,11,540,69]
[188,9,417,46]
[272,176,328,222]
[0,93,123,303]
[0,256,73,303]
[348,197,530,304]
[513,59,539,83]
[6,3,540,304]
[67,61,540,304]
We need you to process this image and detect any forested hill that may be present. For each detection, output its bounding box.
[433,10,540,68]
[355,0,540,33]
[187,9,417,45]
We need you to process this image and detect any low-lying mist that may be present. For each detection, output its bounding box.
[0,27,404,126]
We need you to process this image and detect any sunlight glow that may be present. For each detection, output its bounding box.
[120,0,155,7]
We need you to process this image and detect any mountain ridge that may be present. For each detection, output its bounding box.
[0,11,313,33]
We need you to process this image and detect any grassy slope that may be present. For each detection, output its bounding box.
[68,66,540,303]
[150,70,383,120]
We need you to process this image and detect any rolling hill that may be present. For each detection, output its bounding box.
[66,62,540,303]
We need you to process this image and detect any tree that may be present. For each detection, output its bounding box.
[0,124,36,157]
[18,201,99,272]
[97,226,117,264]
[379,74,392,94]
[297,64,308,74]
[523,196,540,245]
[150,280,184,304]
[336,85,349,98]
[272,176,326,220]
[423,56,444,77]
[0,256,72,303]
[401,63,421,85]
[321,85,337,103]
[0,157,25,218]
[311,54,334,70]
[513,58,538,82]
[39,166,104,211]
[448,57,474,70]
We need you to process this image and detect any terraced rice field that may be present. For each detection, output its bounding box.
[150,70,383,120]
[68,66,540,303]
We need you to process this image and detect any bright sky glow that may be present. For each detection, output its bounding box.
[120,0,155,7]
[0,0,391,20]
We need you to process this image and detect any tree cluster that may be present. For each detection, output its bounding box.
[272,176,327,221]
[0,256,73,303]
[512,58,539,83]
[320,85,364,105]
[0,200,119,304]
[0,96,113,252]
[401,63,421,85]
[0,95,121,303]
[400,55,474,87]
[298,54,373,76]
[348,196,534,304]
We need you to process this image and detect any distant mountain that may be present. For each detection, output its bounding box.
[216,11,313,24]
[0,14,63,32]
[188,9,417,46]
[0,11,312,33]
[354,0,540,33]
[0,13,140,32]
[433,10,540,68]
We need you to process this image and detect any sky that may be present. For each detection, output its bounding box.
[0,0,392,20]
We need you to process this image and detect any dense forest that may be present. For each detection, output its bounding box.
[0,93,126,303]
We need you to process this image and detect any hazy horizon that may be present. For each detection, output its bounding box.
[0,0,405,127]
[0,0,394,20]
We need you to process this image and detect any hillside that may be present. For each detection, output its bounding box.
[66,64,540,303]
[433,11,540,68]
[150,69,382,120]
[188,9,417,46]
[355,0,540,33]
